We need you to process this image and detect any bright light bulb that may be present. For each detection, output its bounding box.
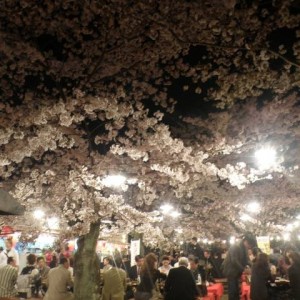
[160,204,173,214]
[102,175,126,187]
[229,236,236,245]
[246,202,261,214]
[255,147,276,170]
[33,209,45,219]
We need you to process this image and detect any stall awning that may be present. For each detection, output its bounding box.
[0,190,25,215]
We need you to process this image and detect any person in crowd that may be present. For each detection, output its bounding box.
[249,247,262,263]
[174,253,188,268]
[135,253,165,300]
[203,250,215,282]
[269,248,282,267]
[210,250,224,278]
[45,249,53,267]
[0,247,7,268]
[189,256,207,297]
[169,255,176,267]
[49,254,58,269]
[278,247,295,277]
[164,257,199,300]
[222,232,257,300]
[103,256,113,272]
[287,251,300,300]
[0,257,18,299]
[19,253,39,297]
[35,256,50,296]
[102,257,126,300]
[158,256,173,276]
[250,253,272,300]
[128,255,144,280]
[187,237,204,260]
[121,255,130,273]
[52,248,60,260]
[63,245,71,259]
[44,257,74,300]
[4,238,19,268]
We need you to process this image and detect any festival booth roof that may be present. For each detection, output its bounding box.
[0,190,25,216]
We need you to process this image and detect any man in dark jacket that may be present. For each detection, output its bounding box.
[222,233,256,300]
[187,237,204,260]
[164,257,199,300]
[128,255,143,280]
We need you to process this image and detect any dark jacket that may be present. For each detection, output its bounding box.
[164,266,199,300]
[187,243,204,260]
[288,263,300,300]
[222,242,249,279]
[136,269,164,293]
[128,265,139,280]
[250,262,271,300]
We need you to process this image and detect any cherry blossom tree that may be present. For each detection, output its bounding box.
[1,0,300,299]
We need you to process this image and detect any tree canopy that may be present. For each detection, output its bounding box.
[1,0,300,246]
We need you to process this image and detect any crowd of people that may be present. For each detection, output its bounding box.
[222,233,300,300]
[0,234,300,300]
[0,239,74,300]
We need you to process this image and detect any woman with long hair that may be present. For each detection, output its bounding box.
[288,252,300,299]
[250,253,271,300]
[135,253,165,300]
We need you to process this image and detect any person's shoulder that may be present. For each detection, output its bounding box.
[169,266,179,274]
[117,267,126,276]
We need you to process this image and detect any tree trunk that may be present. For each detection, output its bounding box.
[74,222,101,300]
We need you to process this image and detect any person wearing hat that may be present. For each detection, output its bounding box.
[222,233,257,300]
[0,247,6,268]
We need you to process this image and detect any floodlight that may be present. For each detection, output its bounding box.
[246,202,261,214]
[255,147,276,170]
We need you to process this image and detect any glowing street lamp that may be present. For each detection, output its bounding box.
[246,202,261,214]
[255,147,277,170]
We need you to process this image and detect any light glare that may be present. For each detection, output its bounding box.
[102,175,126,187]
[255,147,276,170]
[246,202,261,214]
[229,236,236,244]
[170,211,181,218]
[34,209,45,219]
[160,204,173,214]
